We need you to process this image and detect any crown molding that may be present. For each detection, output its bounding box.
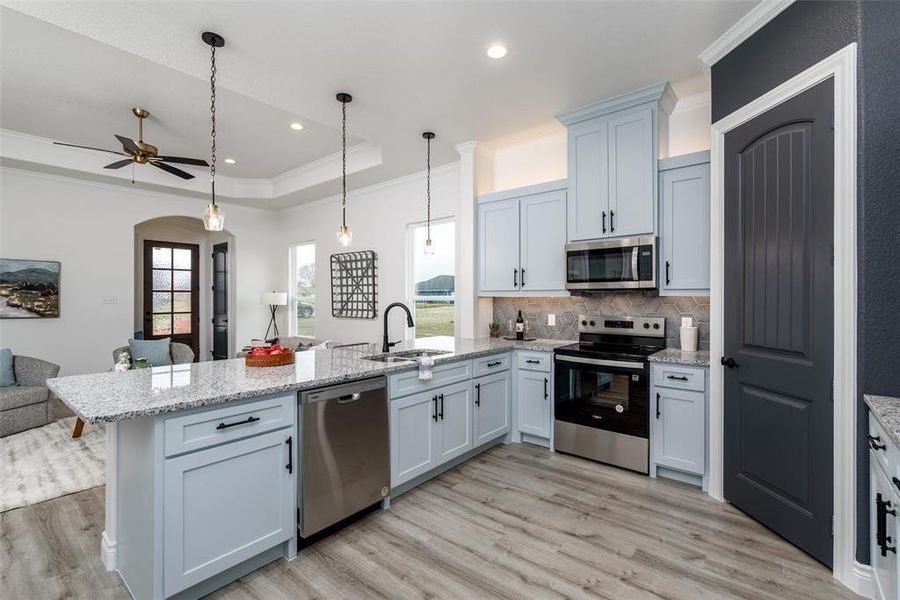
[699,0,796,67]
[672,92,711,113]
[556,81,676,126]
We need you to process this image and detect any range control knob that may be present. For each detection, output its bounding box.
[589,320,596,326]
[653,323,660,329]
[581,320,588,326]
[643,323,650,329]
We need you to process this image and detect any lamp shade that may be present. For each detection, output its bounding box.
[260,291,288,306]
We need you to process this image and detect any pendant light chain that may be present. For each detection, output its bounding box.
[426,135,432,240]
[341,98,347,227]
[209,44,217,204]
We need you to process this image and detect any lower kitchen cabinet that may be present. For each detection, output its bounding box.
[870,414,900,600]
[517,369,551,439]
[474,371,511,445]
[435,381,474,464]
[163,429,295,596]
[650,363,708,487]
[389,390,439,487]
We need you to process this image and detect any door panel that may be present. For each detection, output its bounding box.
[660,162,710,291]
[478,199,520,293]
[567,120,609,241]
[520,191,567,292]
[212,242,228,360]
[723,78,834,566]
[436,382,473,464]
[653,387,705,475]
[474,373,510,445]
[518,371,550,438]
[389,392,437,487]
[607,108,654,237]
[143,240,200,360]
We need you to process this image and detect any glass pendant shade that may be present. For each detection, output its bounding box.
[337,224,352,247]
[423,237,435,255]
[203,202,224,231]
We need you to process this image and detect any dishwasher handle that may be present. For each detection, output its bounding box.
[301,377,386,404]
[338,393,362,403]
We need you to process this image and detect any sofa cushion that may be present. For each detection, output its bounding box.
[128,338,173,367]
[0,348,14,387]
[0,386,47,411]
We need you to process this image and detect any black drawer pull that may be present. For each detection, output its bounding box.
[475,383,481,407]
[544,378,549,400]
[487,361,502,367]
[667,375,689,381]
[656,392,661,419]
[216,416,260,430]
[432,395,438,421]
[870,434,887,451]
[526,359,541,364]
[438,393,444,420]
[285,436,293,474]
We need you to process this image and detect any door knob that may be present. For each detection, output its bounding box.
[721,357,738,369]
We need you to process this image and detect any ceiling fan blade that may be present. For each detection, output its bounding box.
[53,141,126,155]
[151,161,195,180]
[103,159,134,169]
[155,156,209,167]
[115,134,141,154]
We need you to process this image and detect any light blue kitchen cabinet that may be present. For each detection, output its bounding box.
[650,363,708,488]
[473,370,511,445]
[517,369,551,440]
[557,82,676,243]
[389,389,439,487]
[435,381,474,464]
[163,429,295,596]
[659,151,711,295]
[477,180,568,297]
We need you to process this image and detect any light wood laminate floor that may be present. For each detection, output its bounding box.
[1,443,859,599]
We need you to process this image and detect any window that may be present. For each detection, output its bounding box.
[408,220,455,338]
[290,243,316,336]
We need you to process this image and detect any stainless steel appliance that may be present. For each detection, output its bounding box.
[553,316,666,473]
[565,236,657,291]
[299,377,389,537]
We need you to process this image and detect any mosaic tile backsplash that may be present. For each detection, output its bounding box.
[492,292,710,351]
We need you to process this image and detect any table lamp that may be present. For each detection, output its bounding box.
[260,291,288,340]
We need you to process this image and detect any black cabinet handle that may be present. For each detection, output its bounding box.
[665,261,671,286]
[870,434,887,451]
[656,392,661,419]
[721,357,738,369]
[892,477,900,493]
[513,269,518,288]
[487,361,502,367]
[285,436,293,474]
[521,269,525,288]
[610,210,615,232]
[543,378,549,400]
[526,359,540,364]
[439,393,444,420]
[216,416,260,430]
[432,395,438,421]
[602,211,607,234]
[475,383,481,407]
[667,375,689,381]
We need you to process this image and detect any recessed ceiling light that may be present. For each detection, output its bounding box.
[224,158,236,164]
[290,122,304,131]
[486,44,508,59]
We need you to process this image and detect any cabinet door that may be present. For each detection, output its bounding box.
[390,391,438,487]
[474,372,510,445]
[567,119,609,241]
[518,370,551,438]
[164,429,294,596]
[520,190,567,293]
[607,108,654,237]
[436,381,474,465]
[478,199,520,293]
[871,460,898,600]
[660,162,710,292]
[652,387,705,475]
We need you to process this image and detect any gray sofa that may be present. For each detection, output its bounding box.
[0,355,61,437]
[113,342,195,366]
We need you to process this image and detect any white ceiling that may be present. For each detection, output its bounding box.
[0,1,755,208]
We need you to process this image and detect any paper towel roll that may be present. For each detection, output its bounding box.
[680,326,699,352]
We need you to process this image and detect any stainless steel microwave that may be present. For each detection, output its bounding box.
[565,236,657,291]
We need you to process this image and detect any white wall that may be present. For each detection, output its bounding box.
[667,93,712,156]
[0,168,280,375]
[274,163,461,345]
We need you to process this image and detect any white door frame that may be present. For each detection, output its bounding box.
[708,43,866,595]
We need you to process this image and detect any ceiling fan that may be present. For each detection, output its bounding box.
[53,108,209,180]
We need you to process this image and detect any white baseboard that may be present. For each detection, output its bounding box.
[848,560,874,599]
[101,530,117,571]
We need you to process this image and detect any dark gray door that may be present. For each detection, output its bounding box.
[212,242,228,360]
[723,78,834,566]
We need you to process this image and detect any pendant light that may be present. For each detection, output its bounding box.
[202,31,225,232]
[336,92,353,247]
[422,131,436,255]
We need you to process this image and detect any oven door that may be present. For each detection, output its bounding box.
[565,237,656,290]
[553,355,649,438]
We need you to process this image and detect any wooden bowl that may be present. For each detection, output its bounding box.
[244,351,295,368]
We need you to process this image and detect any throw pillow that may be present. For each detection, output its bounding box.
[128,338,173,367]
[0,348,15,387]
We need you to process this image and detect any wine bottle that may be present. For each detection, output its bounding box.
[515,310,525,340]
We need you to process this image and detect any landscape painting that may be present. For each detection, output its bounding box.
[0,259,60,318]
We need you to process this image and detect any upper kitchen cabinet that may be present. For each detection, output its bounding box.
[557,82,676,243]
[478,180,568,297]
[658,151,710,296]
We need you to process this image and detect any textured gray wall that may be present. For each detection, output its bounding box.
[492,292,710,350]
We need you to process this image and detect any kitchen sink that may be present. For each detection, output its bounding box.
[363,349,452,362]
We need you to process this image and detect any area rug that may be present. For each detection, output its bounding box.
[0,416,104,512]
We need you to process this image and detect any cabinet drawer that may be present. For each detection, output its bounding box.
[389,360,473,399]
[474,353,510,376]
[651,364,705,392]
[517,351,551,372]
[164,393,294,457]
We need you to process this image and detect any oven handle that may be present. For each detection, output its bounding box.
[555,355,644,370]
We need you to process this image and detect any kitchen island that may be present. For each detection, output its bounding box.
[47,336,569,600]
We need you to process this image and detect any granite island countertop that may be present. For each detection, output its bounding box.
[48,336,573,424]
[865,394,900,448]
[648,348,710,367]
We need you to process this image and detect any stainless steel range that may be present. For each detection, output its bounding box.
[553,315,666,474]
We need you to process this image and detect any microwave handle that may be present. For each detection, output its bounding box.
[632,247,639,281]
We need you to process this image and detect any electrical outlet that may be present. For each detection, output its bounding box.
[101,295,118,305]
[547,313,556,327]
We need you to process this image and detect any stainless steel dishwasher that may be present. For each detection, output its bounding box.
[299,377,389,537]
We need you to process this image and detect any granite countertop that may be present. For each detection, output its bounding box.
[648,348,711,367]
[865,394,900,448]
[48,336,572,424]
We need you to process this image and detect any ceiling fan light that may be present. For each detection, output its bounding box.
[336,224,352,247]
[203,203,224,231]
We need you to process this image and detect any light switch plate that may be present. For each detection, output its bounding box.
[101,295,118,305]
[547,313,556,326]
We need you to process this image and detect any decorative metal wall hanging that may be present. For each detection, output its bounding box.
[330,250,377,319]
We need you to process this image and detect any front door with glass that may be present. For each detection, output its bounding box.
[143,240,200,360]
